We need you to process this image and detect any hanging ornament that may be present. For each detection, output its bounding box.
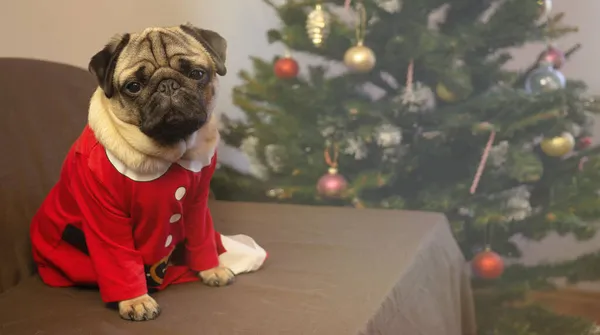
[472,248,504,279]
[435,82,458,102]
[306,4,331,47]
[344,2,376,73]
[540,132,575,157]
[505,186,533,221]
[397,60,436,113]
[539,45,566,69]
[317,144,348,198]
[375,124,402,147]
[317,170,348,199]
[525,64,566,93]
[344,44,376,73]
[470,129,496,194]
[537,0,552,18]
[274,49,299,79]
[578,136,593,149]
[266,188,285,198]
[399,84,436,112]
[488,141,509,167]
[344,137,368,160]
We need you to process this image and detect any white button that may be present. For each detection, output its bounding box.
[175,187,186,200]
[165,235,173,248]
[169,214,182,223]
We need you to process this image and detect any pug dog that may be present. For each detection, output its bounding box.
[30,24,234,322]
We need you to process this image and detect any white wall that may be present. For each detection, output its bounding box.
[508,1,600,98]
[1,1,206,67]
[1,0,600,271]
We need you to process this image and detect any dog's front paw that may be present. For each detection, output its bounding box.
[118,294,160,321]
[199,266,235,287]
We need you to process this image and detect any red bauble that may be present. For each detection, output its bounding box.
[317,168,348,198]
[578,136,593,149]
[471,249,504,279]
[274,57,299,79]
[540,46,566,69]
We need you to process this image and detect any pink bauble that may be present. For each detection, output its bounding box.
[317,169,348,198]
[541,46,565,69]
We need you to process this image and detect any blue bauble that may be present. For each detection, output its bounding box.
[524,65,566,93]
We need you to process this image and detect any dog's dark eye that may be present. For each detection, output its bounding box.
[188,69,205,80]
[124,81,142,94]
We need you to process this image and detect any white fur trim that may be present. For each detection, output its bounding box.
[105,149,167,181]
[105,148,215,181]
[177,147,216,173]
[218,234,267,275]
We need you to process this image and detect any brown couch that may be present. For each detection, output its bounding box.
[0,58,476,335]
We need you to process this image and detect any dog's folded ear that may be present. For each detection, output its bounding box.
[88,34,131,98]
[180,23,227,76]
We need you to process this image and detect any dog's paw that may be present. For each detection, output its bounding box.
[199,266,235,287]
[118,294,161,321]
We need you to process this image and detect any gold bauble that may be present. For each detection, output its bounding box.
[306,4,331,47]
[436,82,458,102]
[343,43,376,73]
[540,132,575,157]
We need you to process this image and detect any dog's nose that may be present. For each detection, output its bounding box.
[157,79,181,96]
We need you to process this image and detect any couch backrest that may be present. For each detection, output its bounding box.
[0,58,96,293]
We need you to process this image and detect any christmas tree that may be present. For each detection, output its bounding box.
[212,0,600,333]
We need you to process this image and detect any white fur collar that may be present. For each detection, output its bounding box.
[88,88,219,181]
[104,146,215,181]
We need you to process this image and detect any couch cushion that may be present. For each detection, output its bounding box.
[0,58,95,293]
[0,201,476,335]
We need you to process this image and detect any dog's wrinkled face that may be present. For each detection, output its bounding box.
[88,24,227,146]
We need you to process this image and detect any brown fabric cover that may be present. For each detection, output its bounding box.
[0,202,476,335]
[0,58,95,293]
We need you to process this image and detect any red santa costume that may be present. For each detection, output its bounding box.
[30,122,267,303]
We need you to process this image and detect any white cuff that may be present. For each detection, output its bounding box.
[218,234,268,275]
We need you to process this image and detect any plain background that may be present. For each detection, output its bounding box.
[1,0,599,285]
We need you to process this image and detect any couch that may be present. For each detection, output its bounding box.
[0,58,476,335]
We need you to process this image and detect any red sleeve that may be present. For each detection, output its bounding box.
[71,152,147,303]
[185,152,220,272]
